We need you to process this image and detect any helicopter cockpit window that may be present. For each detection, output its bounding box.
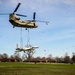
[15,17,20,20]
[22,21,25,23]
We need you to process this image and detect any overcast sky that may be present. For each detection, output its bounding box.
[0,0,75,57]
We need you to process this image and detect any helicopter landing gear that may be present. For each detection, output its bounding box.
[13,26,15,28]
[25,28,27,30]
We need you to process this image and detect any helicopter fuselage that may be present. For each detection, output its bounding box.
[9,14,38,28]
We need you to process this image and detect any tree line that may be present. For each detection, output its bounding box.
[0,52,75,64]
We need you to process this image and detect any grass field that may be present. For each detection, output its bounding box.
[0,62,75,75]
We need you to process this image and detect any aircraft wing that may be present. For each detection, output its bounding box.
[32,46,39,49]
[15,50,21,52]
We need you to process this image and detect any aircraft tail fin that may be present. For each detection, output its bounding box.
[16,44,19,48]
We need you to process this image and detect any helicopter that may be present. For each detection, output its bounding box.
[0,3,49,30]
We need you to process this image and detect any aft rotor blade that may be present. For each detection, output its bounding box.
[36,20,49,25]
[36,20,49,23]
[16,14,27,17]
[33,12,36,20]
[13,3,21,13]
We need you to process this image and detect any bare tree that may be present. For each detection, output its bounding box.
[71,52,75,63]
[23,50,35,62]
[55,56,64,63]
[64,53,70,63]
[22,53,27,61]
[0,54,2,58]
[10,55,14,59]
[47,54,52,63]
[2,53,8,58]
[13,52,22,62]
[1,53,9,62]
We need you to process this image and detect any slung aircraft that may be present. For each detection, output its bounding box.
[0,3,49,30]
[15,44,39,52]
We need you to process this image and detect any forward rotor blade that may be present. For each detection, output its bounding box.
[13,3,21,13]
[16,14,27,17]
[33,12,36,20]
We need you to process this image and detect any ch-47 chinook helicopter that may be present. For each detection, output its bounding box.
[0,3,49,30]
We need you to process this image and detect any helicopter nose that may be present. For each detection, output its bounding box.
[36,25,38,28]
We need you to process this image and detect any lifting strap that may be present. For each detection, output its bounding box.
[20,28,31,48]
[20,28,23,48]
[27,28,30,47]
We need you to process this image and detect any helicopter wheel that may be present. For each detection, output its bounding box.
[25,28,27,30]
[13,26,15,28]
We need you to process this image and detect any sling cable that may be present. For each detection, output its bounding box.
[26,28,32,47]
[20,27,23,49]
[20,28,31,49]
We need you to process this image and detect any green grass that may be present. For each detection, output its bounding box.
[0,62,75,75]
